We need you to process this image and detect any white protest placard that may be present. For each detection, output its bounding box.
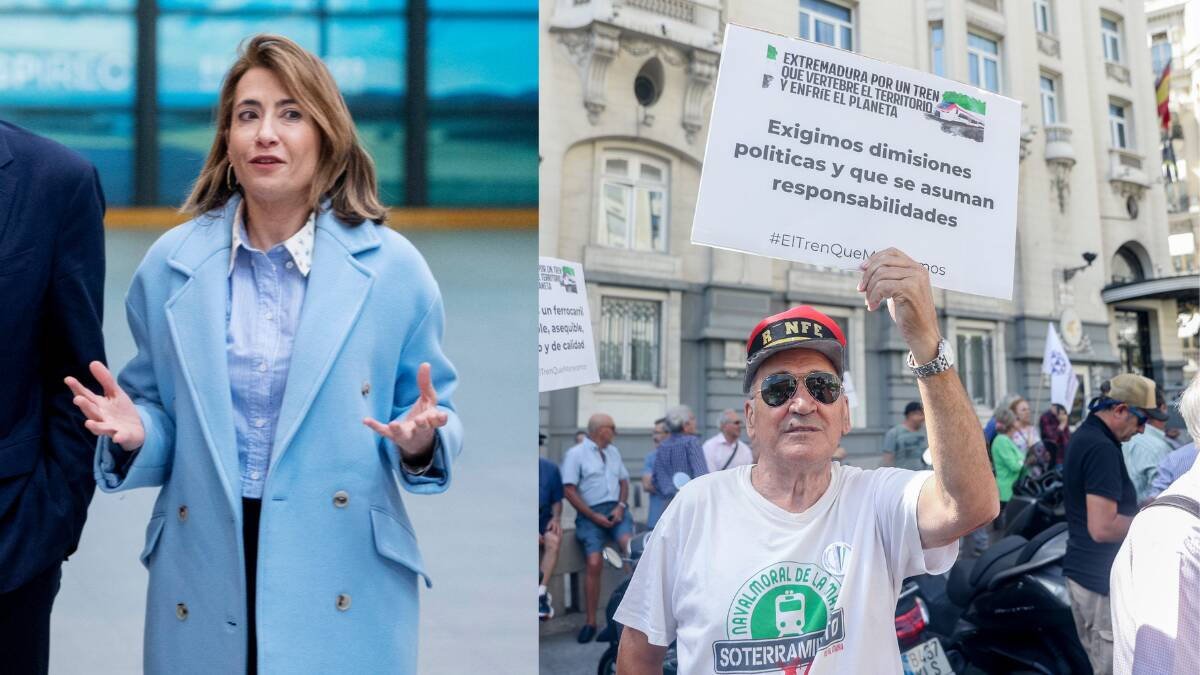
[538,257,600,392]
[692,24,1021,300]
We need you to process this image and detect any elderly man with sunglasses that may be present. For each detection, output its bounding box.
[1062,373,1158,675]
[615,249,998,674]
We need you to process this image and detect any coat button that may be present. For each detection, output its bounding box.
[361,381,371,396]
[176,603,188,621]
[336,594,351,611]
[333,491,350,508]
[178,505,188,522]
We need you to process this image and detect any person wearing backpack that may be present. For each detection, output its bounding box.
[1111,372,1200,675]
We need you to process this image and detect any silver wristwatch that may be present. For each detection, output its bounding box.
[906,338,955,378]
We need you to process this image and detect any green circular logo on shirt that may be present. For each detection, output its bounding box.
[726,562,839,640]
[714,562,847,673]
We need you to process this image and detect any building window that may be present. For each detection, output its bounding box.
[930,23,945,77]
[1151,33,1171,76]
[957,329,995,408]
[1033,0,1052,34]
[1040,75,1059,125]
[967,32,1001,93]
[1110,247,1145,284]
[599,152,668,252]
[598,297,661,385]
[1169,226,1196,274]
[1114,310,1153,379]
[1102,16,1123,64]
[1109,101,1130,149]
[799,0,853,51]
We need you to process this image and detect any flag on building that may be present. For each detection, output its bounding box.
[1157,62,1172,132]
[1042,324,1079,410]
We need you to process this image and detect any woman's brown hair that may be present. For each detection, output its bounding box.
[181,34,387,225]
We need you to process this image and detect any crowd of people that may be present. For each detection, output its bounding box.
[539,363,1200,674]
[537,404,758,641]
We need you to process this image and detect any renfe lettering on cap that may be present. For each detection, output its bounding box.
[762,320,825,346]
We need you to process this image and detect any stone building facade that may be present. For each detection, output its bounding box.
[540,0,1196,491]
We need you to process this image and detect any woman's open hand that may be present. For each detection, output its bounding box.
[65,360,145,452]
[363,362,448,463]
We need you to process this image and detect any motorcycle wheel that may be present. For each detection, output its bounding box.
[597,647,617,675]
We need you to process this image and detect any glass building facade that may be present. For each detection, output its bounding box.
[0,0,536,208]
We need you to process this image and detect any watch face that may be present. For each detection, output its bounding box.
[941,338,956,369]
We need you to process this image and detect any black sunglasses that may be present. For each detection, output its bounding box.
[758,371,842,407]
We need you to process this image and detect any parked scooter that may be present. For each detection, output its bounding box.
[596,533,677,675]
[1000,469,1066,540]
[951,523,1089,673]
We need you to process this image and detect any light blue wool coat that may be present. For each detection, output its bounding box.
[94,196,462,674]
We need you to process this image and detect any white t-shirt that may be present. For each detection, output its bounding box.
[614,463,957,675]
[1111,459,1200,675]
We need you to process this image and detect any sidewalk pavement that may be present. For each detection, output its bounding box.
[540,628,610,675]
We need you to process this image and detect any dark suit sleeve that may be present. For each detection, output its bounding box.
[40,165,106,555]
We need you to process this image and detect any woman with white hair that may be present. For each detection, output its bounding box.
[1110,372,1200,674]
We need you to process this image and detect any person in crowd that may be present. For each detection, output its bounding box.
[575,430,587,445]
[984,393,1023,447]
[1111,373,1200,674]
[0,120,106,675]
[1165,426,1188,450]
[1040,403,1072,468]
[1062,374,1156,675]
[641,418,668,529]
[701,409,752,473]
[1149,440,1198,499]
[615,250,998,673]
[880,400,927,470]
[1122,386,1173,506]
[65,36,461,674]
[651,405,707,503]
[561,413,632,643]
[1008,396,1041,454]
[538,436,563,621]
[991,407,1025,528]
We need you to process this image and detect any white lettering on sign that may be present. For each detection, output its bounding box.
[0,51,132,94]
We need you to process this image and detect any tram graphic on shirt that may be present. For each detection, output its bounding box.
[715,561,847,674]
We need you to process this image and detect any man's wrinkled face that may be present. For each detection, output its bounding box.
[744,349,850,465]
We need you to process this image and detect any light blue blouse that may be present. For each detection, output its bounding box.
[227,206,314,499]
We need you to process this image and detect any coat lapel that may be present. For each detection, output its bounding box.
[269,209,379,472]
[164,200,240,512]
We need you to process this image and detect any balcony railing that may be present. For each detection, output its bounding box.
[621,0,695,22]
[552,0,721,49]
[968,0,1002,10]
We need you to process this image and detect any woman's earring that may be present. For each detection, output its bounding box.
[226,163,238,191]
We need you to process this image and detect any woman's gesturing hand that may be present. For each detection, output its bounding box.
[363,362,449,464]
[65,360,146,453]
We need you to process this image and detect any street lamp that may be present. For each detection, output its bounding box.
[1063,252,1098,283]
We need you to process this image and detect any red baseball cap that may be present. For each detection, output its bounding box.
[744,306,846,393]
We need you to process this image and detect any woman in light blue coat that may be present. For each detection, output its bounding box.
[64,35,461,674]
